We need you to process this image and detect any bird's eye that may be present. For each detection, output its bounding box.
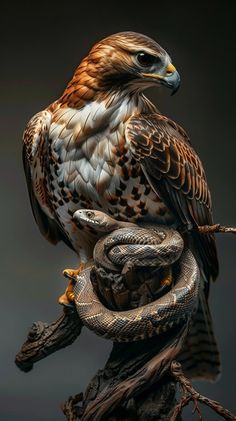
[136,52,157,67]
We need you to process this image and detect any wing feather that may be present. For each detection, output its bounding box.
[125,113,218,281]
[22,110,74,249]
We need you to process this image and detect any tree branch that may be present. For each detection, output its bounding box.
[15,306,82,372]
[170,361,236,421]
[197,224,236,235]
[80,325,187,420]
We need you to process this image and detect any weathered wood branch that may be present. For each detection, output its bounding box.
[62,324,187,420]
[197,224,236,235]
[170,361,236,421]
[79,325,187,420]
[15,306,82,372]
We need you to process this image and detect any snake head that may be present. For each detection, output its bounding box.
[73,209,119,232]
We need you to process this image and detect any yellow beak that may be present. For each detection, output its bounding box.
[166,63,176,76]
[141,62,180,95]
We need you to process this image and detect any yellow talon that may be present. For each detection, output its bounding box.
[63,264,85,280]
[59,263,85,305]
[160,268,173,287]
[58,279,75,305]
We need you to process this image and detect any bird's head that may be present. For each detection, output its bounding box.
[86,31,180,95]
[61,32,180,107]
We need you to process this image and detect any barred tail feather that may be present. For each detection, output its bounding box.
[178,290,221,381]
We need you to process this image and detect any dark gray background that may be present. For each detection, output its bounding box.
[1,1,236,419]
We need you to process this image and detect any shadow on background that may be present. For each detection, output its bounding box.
[0,1,235,420]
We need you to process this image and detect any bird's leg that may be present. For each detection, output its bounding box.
[58,263,86,306]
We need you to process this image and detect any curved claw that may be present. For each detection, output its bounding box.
[58,280,76,306]
[63,266,85,280]
[59,264,86,306]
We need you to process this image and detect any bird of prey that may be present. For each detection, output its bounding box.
[23,32,220,380]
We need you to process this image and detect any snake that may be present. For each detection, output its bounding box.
[73,209,200,342]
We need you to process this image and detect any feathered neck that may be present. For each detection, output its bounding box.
[57,56,156,115]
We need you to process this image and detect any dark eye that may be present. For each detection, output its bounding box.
[136,52,157,67]
[86,210,95,219]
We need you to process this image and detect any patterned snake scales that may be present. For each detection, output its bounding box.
[73,210,200,342]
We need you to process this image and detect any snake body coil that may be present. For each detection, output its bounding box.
[73,210,200,342]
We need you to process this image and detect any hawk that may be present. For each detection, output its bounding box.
[23,32,220,380]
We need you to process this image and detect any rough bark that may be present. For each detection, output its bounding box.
[15,306,82,372]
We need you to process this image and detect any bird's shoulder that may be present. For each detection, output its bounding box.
[125,111,206,184]
[125,111,211,213]
[125,111,191,157]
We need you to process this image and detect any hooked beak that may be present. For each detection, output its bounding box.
[142,63,181,95]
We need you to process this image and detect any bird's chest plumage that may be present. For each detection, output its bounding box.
[46,100,172,255]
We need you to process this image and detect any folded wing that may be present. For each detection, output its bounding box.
[22,110,74,250]
[125,113,219,282]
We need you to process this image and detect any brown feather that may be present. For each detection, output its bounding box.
[125,113,219,281]
[22,111,74,251]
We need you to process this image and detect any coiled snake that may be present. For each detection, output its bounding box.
[73,210,200,342]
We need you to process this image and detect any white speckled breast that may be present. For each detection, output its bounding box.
[46,96,174,260]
